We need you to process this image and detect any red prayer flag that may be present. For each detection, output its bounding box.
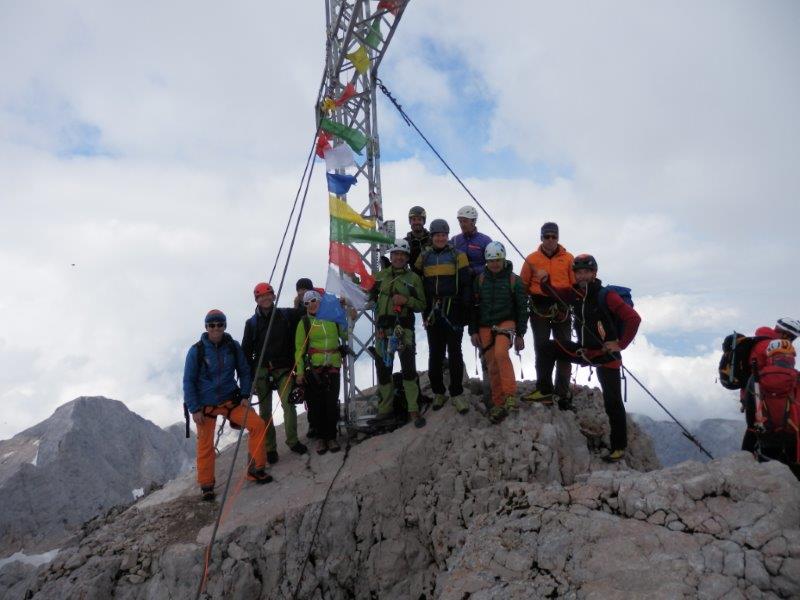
[334,83,357,107]
[316,132,333,158]
[377,0,401,16]
[329,241,375,290]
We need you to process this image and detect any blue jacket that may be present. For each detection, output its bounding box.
[182,333,252,413]
[452,230,492,276]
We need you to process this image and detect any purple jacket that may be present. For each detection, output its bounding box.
[452,230,492,275]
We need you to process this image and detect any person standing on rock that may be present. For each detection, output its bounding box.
[404,205,431,274]
[534,254,641,461]
[183,310,272,501]
[469,242,528,424]
[370,239,427,428]
[242,282,309,465]
[452,205,494,406]
[294,290,349,455]
[520,222,575,404]
[416,219,473,414]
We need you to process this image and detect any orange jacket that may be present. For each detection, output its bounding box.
[520,244,575,296]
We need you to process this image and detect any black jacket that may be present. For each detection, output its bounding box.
[241,306,304,371]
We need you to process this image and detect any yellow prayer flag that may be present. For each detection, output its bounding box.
[346,45,370,75]
[329,195,375,230]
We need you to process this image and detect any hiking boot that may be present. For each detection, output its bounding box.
[328,439,341,453]
[432,394,447,410]
[246,468,273,484]
[607,449,625,462]
[200,486,216,502]
[410,411,426,428]
[452,395,469,415]
[504,395,518,412]
[290,441,308,455]
[557,396,574,411]
[525,390,554,405]
[267,450,279,465]
[316,439,328,455]
[488,405,507,424]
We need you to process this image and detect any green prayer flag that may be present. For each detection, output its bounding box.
[330,216,393,245]
[365,20,383,48]
[320,118,368,154]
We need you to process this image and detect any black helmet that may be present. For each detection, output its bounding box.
[429,218,450,235]
[572,254,598,271]
[408,206,426,222]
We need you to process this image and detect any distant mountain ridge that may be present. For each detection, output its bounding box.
[631,414,743,466]
[0,397,194,558]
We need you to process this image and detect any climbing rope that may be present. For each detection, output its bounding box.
[195,124,321,599]
[377,78,714,461]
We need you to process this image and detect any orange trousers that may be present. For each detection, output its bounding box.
[479,320,517,407]
[196,400,267,488]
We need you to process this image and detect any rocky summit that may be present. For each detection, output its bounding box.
[2,379,799,599]
[0,396,194,559]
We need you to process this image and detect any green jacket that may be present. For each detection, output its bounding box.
[294,316,347,376]
[369,265,426,329]
[469,260,529,336]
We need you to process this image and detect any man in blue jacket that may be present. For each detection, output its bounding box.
[451,205,492,277]
[183,310,271,501]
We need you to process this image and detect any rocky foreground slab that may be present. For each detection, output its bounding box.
[2,379,798,599]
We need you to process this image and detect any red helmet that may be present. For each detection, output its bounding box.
[253,282,274,298]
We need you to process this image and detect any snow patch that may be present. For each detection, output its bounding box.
[1,451,14,460]
[31,449,39,466]
[0,548,59,570]
[132,487,145,500]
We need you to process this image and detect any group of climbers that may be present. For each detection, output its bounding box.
[183,277,348,501]
[182,204,646,501]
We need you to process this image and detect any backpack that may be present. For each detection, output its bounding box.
[752,365,800,463]
[718,333,769,390]
[597,285,634,339]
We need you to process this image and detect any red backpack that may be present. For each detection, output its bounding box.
[754,365,800,462]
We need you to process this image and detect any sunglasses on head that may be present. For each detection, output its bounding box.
[542,234,558,240]
[304,298,319,306]
[206,322,226,329]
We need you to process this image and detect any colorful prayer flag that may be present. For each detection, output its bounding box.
[330,215,393,245]
[329,195,375,230]
[365,20,383,48]
[326,173,358,196]
[323,144,355,170]
[334,83,357,107]
[329,241,375,290]
[325,267,368,310]
[320,118,368,154]
[346,45,370,75]
[315,132,333,159]
[316,292,348,329]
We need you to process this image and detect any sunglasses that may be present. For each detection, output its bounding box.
[206,322,226,329]
[542,234,558,240]
[304,299,319,306]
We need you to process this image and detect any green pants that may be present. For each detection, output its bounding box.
[255,366,298,452]
[375,327,420,414]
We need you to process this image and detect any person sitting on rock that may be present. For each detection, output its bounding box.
[415,218,473,415]
[469,241,528,424]
[370,239,427,428]
[242,283,308,465]
[183,310,272,501]
[294,290,348,455]
[534,254,641,462]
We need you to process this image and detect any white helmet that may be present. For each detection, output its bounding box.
[457,205,478,220]
[389,239,411,255]
[484,241,506,260]
[776,317,800,338]
[303,290,322,304]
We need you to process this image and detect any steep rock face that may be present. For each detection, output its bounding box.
[0,397,194,557]
[8,381,799,599]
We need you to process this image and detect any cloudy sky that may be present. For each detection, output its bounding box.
[1,0,798,441]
